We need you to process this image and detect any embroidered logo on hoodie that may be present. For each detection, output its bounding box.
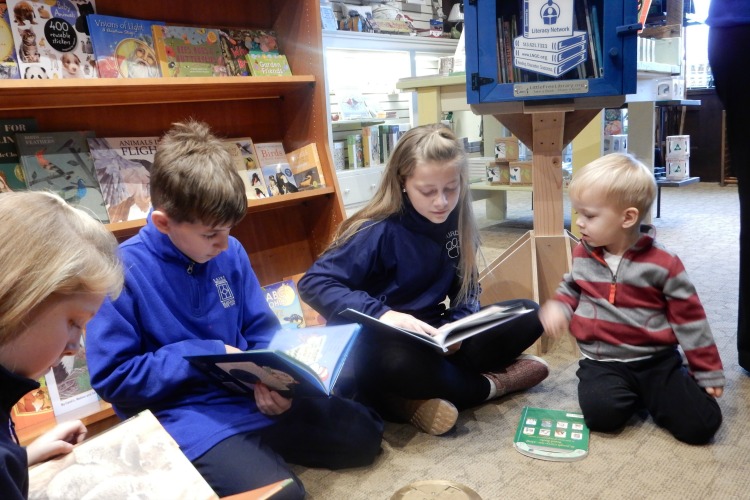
[214,276,236,308]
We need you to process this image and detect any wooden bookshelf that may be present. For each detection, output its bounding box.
[2,0,342,442]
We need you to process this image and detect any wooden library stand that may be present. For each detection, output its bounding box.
[16,399,119,447]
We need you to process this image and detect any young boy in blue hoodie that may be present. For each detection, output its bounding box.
[85,121,383,499]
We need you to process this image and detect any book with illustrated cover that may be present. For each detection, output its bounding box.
[87,136,157,223]
[151,24,227,77]
[263,279,306,330]
[0,117,36,191]
[7,0,98,80]
[44,347,99,417]
[87,14,162,78]
[513,406,590,461]
[10,376,55,432]
[222,138,268,200]
[246,51,291,76]
[16,130,110,223]
[0,2,20,79]
[185,323,361,398]
[286,142,326,190]
[28,410,219,500]
[218,28,279,77]
[339,302,532,353]
[284,273,326,327]
[260,162,298,195]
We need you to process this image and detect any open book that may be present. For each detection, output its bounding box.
[513,406,590,462]
[185,324,360,398]
[339,302,531,352]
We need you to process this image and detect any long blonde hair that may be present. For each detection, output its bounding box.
[0,191,123,345]
[329,123,480,304]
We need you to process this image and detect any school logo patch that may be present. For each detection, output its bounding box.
[214,276,235,308]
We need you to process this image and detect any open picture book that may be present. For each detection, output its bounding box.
[338,302,531,352]
[513,406,590,462]
[185,323,360,398]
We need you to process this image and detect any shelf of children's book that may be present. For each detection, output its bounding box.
[16,400,117,447]
[0,76,316,111]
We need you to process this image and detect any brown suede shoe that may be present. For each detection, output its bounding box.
[483,354,549,398]
[386,396,458,435]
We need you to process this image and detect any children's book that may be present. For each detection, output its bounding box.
[10,376,55,432]
[260,162,298,196]
[284,273,326,327]
[339,302,532,352]
[286,142,326,190]
[28,410,219,500]
[0,117,36,191]
[16,130,110,223]
[246,51,291,76]
[7,0,98,80]
[263,279,306,330]
[218,28,279,77]
[0,2,20,79]
[87,14,162,78]
[87,136,157,223]
[44,348,99,417]
[513,406,590,462]
[151,24,227,77]
[222,138,267,200]
[185,323,361,398]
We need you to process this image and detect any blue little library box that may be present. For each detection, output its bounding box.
[464,0,639,107]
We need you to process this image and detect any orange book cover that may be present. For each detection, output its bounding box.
[11,377,55,432]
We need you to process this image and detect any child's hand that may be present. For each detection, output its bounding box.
[539,301,569,339]
[706,386,724,398]
[380,310,440,337]
[254,382,292,416]
[26,420,87,466]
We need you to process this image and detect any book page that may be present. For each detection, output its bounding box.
[434,302,530,346]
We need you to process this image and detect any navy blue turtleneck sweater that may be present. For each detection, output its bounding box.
[1,365,37,500]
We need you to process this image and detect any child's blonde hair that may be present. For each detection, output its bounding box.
[327,123,480,304]
[151,120,248,227]
[0,191,123,345]
[569,153,656,222]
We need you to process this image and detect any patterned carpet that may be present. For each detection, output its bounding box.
[295,183,750,499]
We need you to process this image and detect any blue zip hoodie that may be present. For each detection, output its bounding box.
[86,213,281,460]
[298,198,479,326]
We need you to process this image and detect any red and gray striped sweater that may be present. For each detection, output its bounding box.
[554,225,725,388]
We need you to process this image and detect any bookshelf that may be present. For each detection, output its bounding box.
[3,0,341,441]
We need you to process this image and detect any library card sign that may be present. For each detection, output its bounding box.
[515,0,588,79]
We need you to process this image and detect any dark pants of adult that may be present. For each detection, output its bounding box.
[354,299,544,414]
[576,349,722,445]
[709,25,750,372]
[192,396,384,499]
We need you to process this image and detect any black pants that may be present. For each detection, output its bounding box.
[709,25,750,371]
[354,299,544,414]
[192,397,383,499]
[576,350,722,445]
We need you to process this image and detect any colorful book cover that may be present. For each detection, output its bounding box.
[218,28,279,77]
[0,2,20,79]
[361,126,380,167]
[151,24,227,77]
[7,0,98,80]
[260,162,298,196]
[0,117,36,191]
[16,130,110,223]
[222,138,268,200]
[346,134,362,169]
[286,143,326,190]
[513,406,590,461]
[263,279,306,330]
[284,273,326,327]
[246,51,291,76]
[87,136,157,223]
[87,14,162,78]
[10,377,54,432]
[44,347,99,417]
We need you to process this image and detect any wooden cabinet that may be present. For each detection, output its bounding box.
[682,88,724,183]
[6,0,341,440]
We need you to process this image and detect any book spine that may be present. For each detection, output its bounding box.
[513,51,586,77]
[513,31,586,51]
[361,126,371,168]
[514,43,584,63]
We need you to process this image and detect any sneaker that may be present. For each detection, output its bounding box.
[483,354,550,398]
[386,396,458,435]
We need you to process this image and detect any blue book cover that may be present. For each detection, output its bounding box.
[16,130,110,223]
[88,14,162,78]
[263,279,306,329]
[185,323,361,398]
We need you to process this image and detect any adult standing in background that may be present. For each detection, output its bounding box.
[707,1,750,372]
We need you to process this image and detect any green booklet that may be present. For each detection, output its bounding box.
[513,406,590,461]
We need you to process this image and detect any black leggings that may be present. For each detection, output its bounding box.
[354,299,544,413]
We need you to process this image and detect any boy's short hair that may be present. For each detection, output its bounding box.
[151,120,248,227]
[569,153,656,222]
